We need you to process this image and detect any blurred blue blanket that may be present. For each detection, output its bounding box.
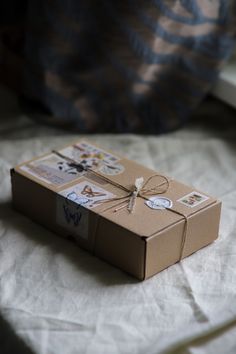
[0,1,235,133]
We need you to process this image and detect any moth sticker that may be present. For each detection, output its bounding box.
[177,191,209,208]
[59,181,115,209]
[99,163,124,176]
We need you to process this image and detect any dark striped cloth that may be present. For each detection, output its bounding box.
[0,1,235,133]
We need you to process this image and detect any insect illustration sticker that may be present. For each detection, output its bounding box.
[177,191,209,208]
[20,153,85,186]
[57,195,89,240]
[99,163,124,176]
[145,197,173,210]
[59,181,115,209]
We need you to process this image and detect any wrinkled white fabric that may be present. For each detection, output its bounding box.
[0,87,236,354]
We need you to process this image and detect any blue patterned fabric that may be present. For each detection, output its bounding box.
[0,1,235,133]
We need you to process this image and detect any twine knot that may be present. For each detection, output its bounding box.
[113,174,170,213]
[127,177,144,213]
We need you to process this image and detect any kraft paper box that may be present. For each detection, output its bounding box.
[11,141,221,280]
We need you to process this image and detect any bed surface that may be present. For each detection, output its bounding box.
[1,86,236,354]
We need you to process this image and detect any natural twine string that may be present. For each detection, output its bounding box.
[52,150,188,261]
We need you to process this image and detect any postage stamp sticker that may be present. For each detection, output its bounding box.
[177,191,209,208]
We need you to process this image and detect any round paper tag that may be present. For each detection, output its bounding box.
[145,197,173,210]
[99,163,124,176]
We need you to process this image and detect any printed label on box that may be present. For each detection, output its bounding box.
[20,154,85,186]
[59,180,116,209]
[177,191,209,208]
[57,196,89,240]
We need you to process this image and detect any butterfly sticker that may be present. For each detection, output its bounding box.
[59,181,116,209]
[81,185,106,198]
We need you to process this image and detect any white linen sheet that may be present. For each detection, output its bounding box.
[0,86,236,354]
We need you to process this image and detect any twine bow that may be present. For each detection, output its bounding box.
[127,177,144,213]
[107,175,170,214]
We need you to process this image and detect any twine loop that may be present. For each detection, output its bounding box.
[117,175,170,213]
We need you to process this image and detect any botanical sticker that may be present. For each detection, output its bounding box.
[177,191,209,208]
[145,197,173,210]
[60,142,120,171]
[59,181,115,209]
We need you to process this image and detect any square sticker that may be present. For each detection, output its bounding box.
[59,181,115,209]
[177,191,209,208]
[20,153,85,186]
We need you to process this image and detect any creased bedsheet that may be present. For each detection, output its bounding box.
[0,87,236,354]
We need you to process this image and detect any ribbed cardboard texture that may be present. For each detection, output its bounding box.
[11,140,221,280]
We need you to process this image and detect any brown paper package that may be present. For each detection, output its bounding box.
[11,141,221,280]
